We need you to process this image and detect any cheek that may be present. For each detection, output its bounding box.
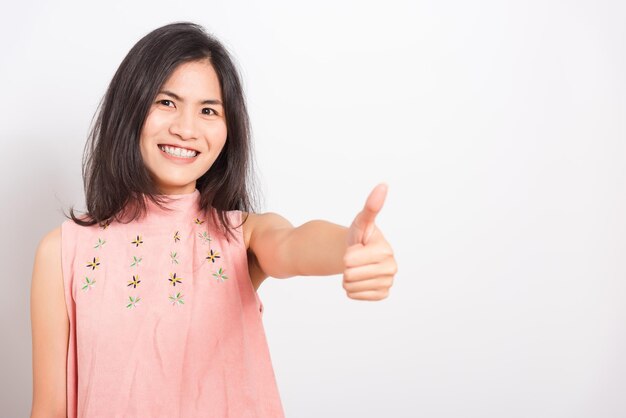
[211,122,228,147]
[141,112,162,141]
[139,113,166,155]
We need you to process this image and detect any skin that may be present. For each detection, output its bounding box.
[140,59,227,195]
[29,59,398,417]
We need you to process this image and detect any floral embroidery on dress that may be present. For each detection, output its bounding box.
[87,211,237,310]
[131,235,144,247]
[127,275,141,288]
[168,272,183,286]
[77,207,242,313]
[213,267,228,282]
[86,257,100,270]
[126,296,141,308]
[130,256,142,267]
[169,292,185,305]
[82,276,96,291]
[198,231,212,245]
[206,249,220,263]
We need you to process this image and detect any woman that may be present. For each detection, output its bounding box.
[30,21,397,417]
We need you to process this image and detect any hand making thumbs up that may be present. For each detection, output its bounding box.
[343,183,397,301]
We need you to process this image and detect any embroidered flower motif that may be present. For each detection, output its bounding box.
[99,219,111,230]
[81,276,96,291]
[127,275,141,288]
[194,218,204,225]
[131,235,144,247]
[206,249,220,263]
[174,231,180,243]
[94,238,106,249]
[212,267,228,282]
[170,251,179,264]
[198,231,212,245]
[169,292,185,306]
[168,272,183,286]
[86,257,100,270]
[130,256,142,267]
[126,296,141,308]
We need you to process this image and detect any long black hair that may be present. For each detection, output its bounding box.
[65,22,260,242]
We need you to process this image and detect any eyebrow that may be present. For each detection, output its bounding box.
[158,90,223,106]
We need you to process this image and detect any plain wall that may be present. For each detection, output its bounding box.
[1,0,625,417]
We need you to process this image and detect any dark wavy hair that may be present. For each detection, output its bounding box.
[64,22,260,242]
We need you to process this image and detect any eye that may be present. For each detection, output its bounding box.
[202,108,218,116]
[157,99,175,107]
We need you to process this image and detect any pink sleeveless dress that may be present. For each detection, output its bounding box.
[60,189,285,417]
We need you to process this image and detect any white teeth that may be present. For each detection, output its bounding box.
[159,145,197,158]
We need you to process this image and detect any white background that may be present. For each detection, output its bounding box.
[1,1,625,417]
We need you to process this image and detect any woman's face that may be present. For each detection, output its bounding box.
[139,59,228,195]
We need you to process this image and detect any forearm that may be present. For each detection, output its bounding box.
[285,220,349,277]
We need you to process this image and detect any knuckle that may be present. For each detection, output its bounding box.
[389,263,398,276]
[381,246,394,258]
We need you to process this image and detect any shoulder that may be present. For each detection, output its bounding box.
[240,211,294,251]
[31,224,65,315]
[35,225,62,261]
[32,225,63,286]
[33,220,82,287]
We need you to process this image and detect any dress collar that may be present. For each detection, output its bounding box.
[140,188,202,223]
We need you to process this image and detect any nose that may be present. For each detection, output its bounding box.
[168,108,197,140]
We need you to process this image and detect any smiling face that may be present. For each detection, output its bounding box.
[139,59,228,195]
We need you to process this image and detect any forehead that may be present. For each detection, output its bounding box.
[160,60,222,98]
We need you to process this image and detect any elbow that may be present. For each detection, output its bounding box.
[269,271,297,279]
[261,258,299,280]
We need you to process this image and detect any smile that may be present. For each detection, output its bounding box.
[158,144,199,159]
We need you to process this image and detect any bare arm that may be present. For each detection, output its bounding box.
[246,184,396,301]
[30,226,68,418]
[280,220,349,277]
[246,212,348,279]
